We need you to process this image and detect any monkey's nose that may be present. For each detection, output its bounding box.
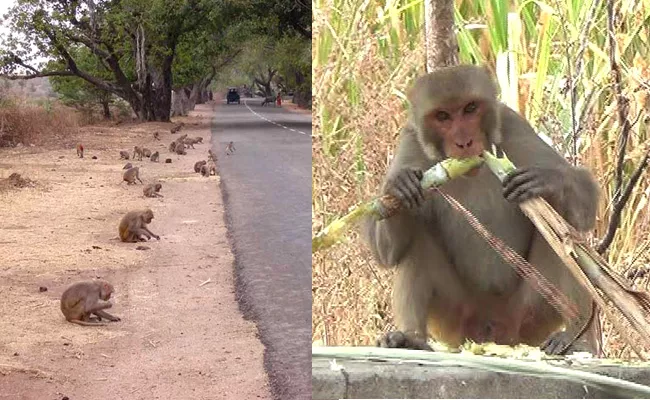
[455,139,474,149]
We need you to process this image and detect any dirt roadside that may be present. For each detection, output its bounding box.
[0,103,271,399]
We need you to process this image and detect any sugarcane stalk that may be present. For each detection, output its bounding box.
[312,156,484,253]
[483,150,650,356]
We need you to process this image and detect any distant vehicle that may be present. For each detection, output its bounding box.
[226,88,240,105]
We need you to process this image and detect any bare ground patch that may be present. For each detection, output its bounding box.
[0,103,271,399]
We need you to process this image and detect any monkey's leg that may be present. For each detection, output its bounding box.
[69,319,108,326]
[523,234,601,355]
[94,310,121,322]
[379,229,469,350]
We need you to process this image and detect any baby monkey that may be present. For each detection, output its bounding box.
[118,209,160,242]
[150,151,160,162]
[60,279,121,326]
[225,141,235,155]
[76,143,84,158]
[133,146,144,161]
[143,183,163,198]
[119,150,130,160]
[123,166,143,185]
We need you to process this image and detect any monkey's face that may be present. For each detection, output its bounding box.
[142,209,154,223]
[155,184,162,191]
[99,282,113,301]
[423,99,490,159]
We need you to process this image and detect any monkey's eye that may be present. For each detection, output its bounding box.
[435,111,451,121]
[464,102,478,114]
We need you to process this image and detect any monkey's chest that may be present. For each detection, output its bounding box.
[432,176,534,294]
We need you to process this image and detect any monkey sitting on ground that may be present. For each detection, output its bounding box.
[200,160,216,177]
[143,183,163,198]
[175,142,187,155]
[183,137,202,148]
[170,122,184,134]
[122,162,133,170]
[133,146,144,161]
[119,150,130,160]
[169,141,177,153]
[225,141,235,155]
[142,148,152,158]
[153,131,161,140]
[118,209,160,242]
[194,160,207,173]
[207,149,216,162]
[76,143,84,158]
[123,166,143,185]
[150,151,159,162]
[60,280,121,326]
[362,65,601,356]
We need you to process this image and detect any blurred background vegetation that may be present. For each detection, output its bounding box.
[312,0,650,358]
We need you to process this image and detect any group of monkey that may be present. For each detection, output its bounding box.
[61,122,235,327]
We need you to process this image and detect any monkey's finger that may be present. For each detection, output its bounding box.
[404,173,425,207]
[504,180,545,203]
[502,170,538,199]
[387,184,412,209]
[395,180,417,209]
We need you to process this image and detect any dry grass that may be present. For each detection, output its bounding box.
[0,98,80,147]
[312,8,650,358]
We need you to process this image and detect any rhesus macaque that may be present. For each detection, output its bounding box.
[207,149,216,162]
[123,166,143,185]
[175,142,187,155]
[206,160,216,176]
[178,133,188,142]
[194,160,207,173]
[169,141,177,153]
[76,143,84,158]
[119,150,130,160]
[142,148,152,158]
[60,280,121,326]
[153,131,161,141]
[143,183,163,198]
[118,209,160,242]
[200,164,210,177]
[183,137,202,149]
[150,151,160,162]
[122,162,133,170]
[225,141,236,155]
[133,146,144,161]
[170,122,184,134]
[362,65,601,356]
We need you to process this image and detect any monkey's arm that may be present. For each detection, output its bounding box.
[141,227,160,240]
[499,107,599,231]
[362,126,433,266]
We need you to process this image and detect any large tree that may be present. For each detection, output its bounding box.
[0,0,222,121]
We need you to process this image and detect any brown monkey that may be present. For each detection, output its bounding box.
[118,209,160,242]
[76,143,84,158]
[200,164,210,177]
[170,122,184,134]
[363,65,601,356]
[123,166,143,185]
[143,183,163,198]
[133,146,143,161]
[206,160,216,176]
[194,160,207,173]
[178,133,188,142]
[207,149,216,162]
[175,142,187,155]
[122,162,133,170]
[60,280,121,326]
[142,148,152,158]
[169,141,177,152]
[225,141,235,155]
[153,131,161,141]
[150,151,159,162]
[119,150,130,160]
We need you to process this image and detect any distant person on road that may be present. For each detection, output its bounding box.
[276,93,282,107]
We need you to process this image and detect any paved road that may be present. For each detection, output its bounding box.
[211,98,312,399]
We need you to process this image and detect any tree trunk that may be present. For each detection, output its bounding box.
[101,100,111,119]
[424,0,459,73]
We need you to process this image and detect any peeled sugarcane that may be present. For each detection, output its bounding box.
[483,150,650,358]
[311,156,484,253]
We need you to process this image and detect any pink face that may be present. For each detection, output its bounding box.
[424,99,488,159]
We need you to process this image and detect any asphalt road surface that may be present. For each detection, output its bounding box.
[212,98,312,399]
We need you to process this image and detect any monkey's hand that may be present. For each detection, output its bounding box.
[155,235,160,240]
[377,331,432,351]
[384,168,426,209]
[541,331,595,355]
[502,166,564,204]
